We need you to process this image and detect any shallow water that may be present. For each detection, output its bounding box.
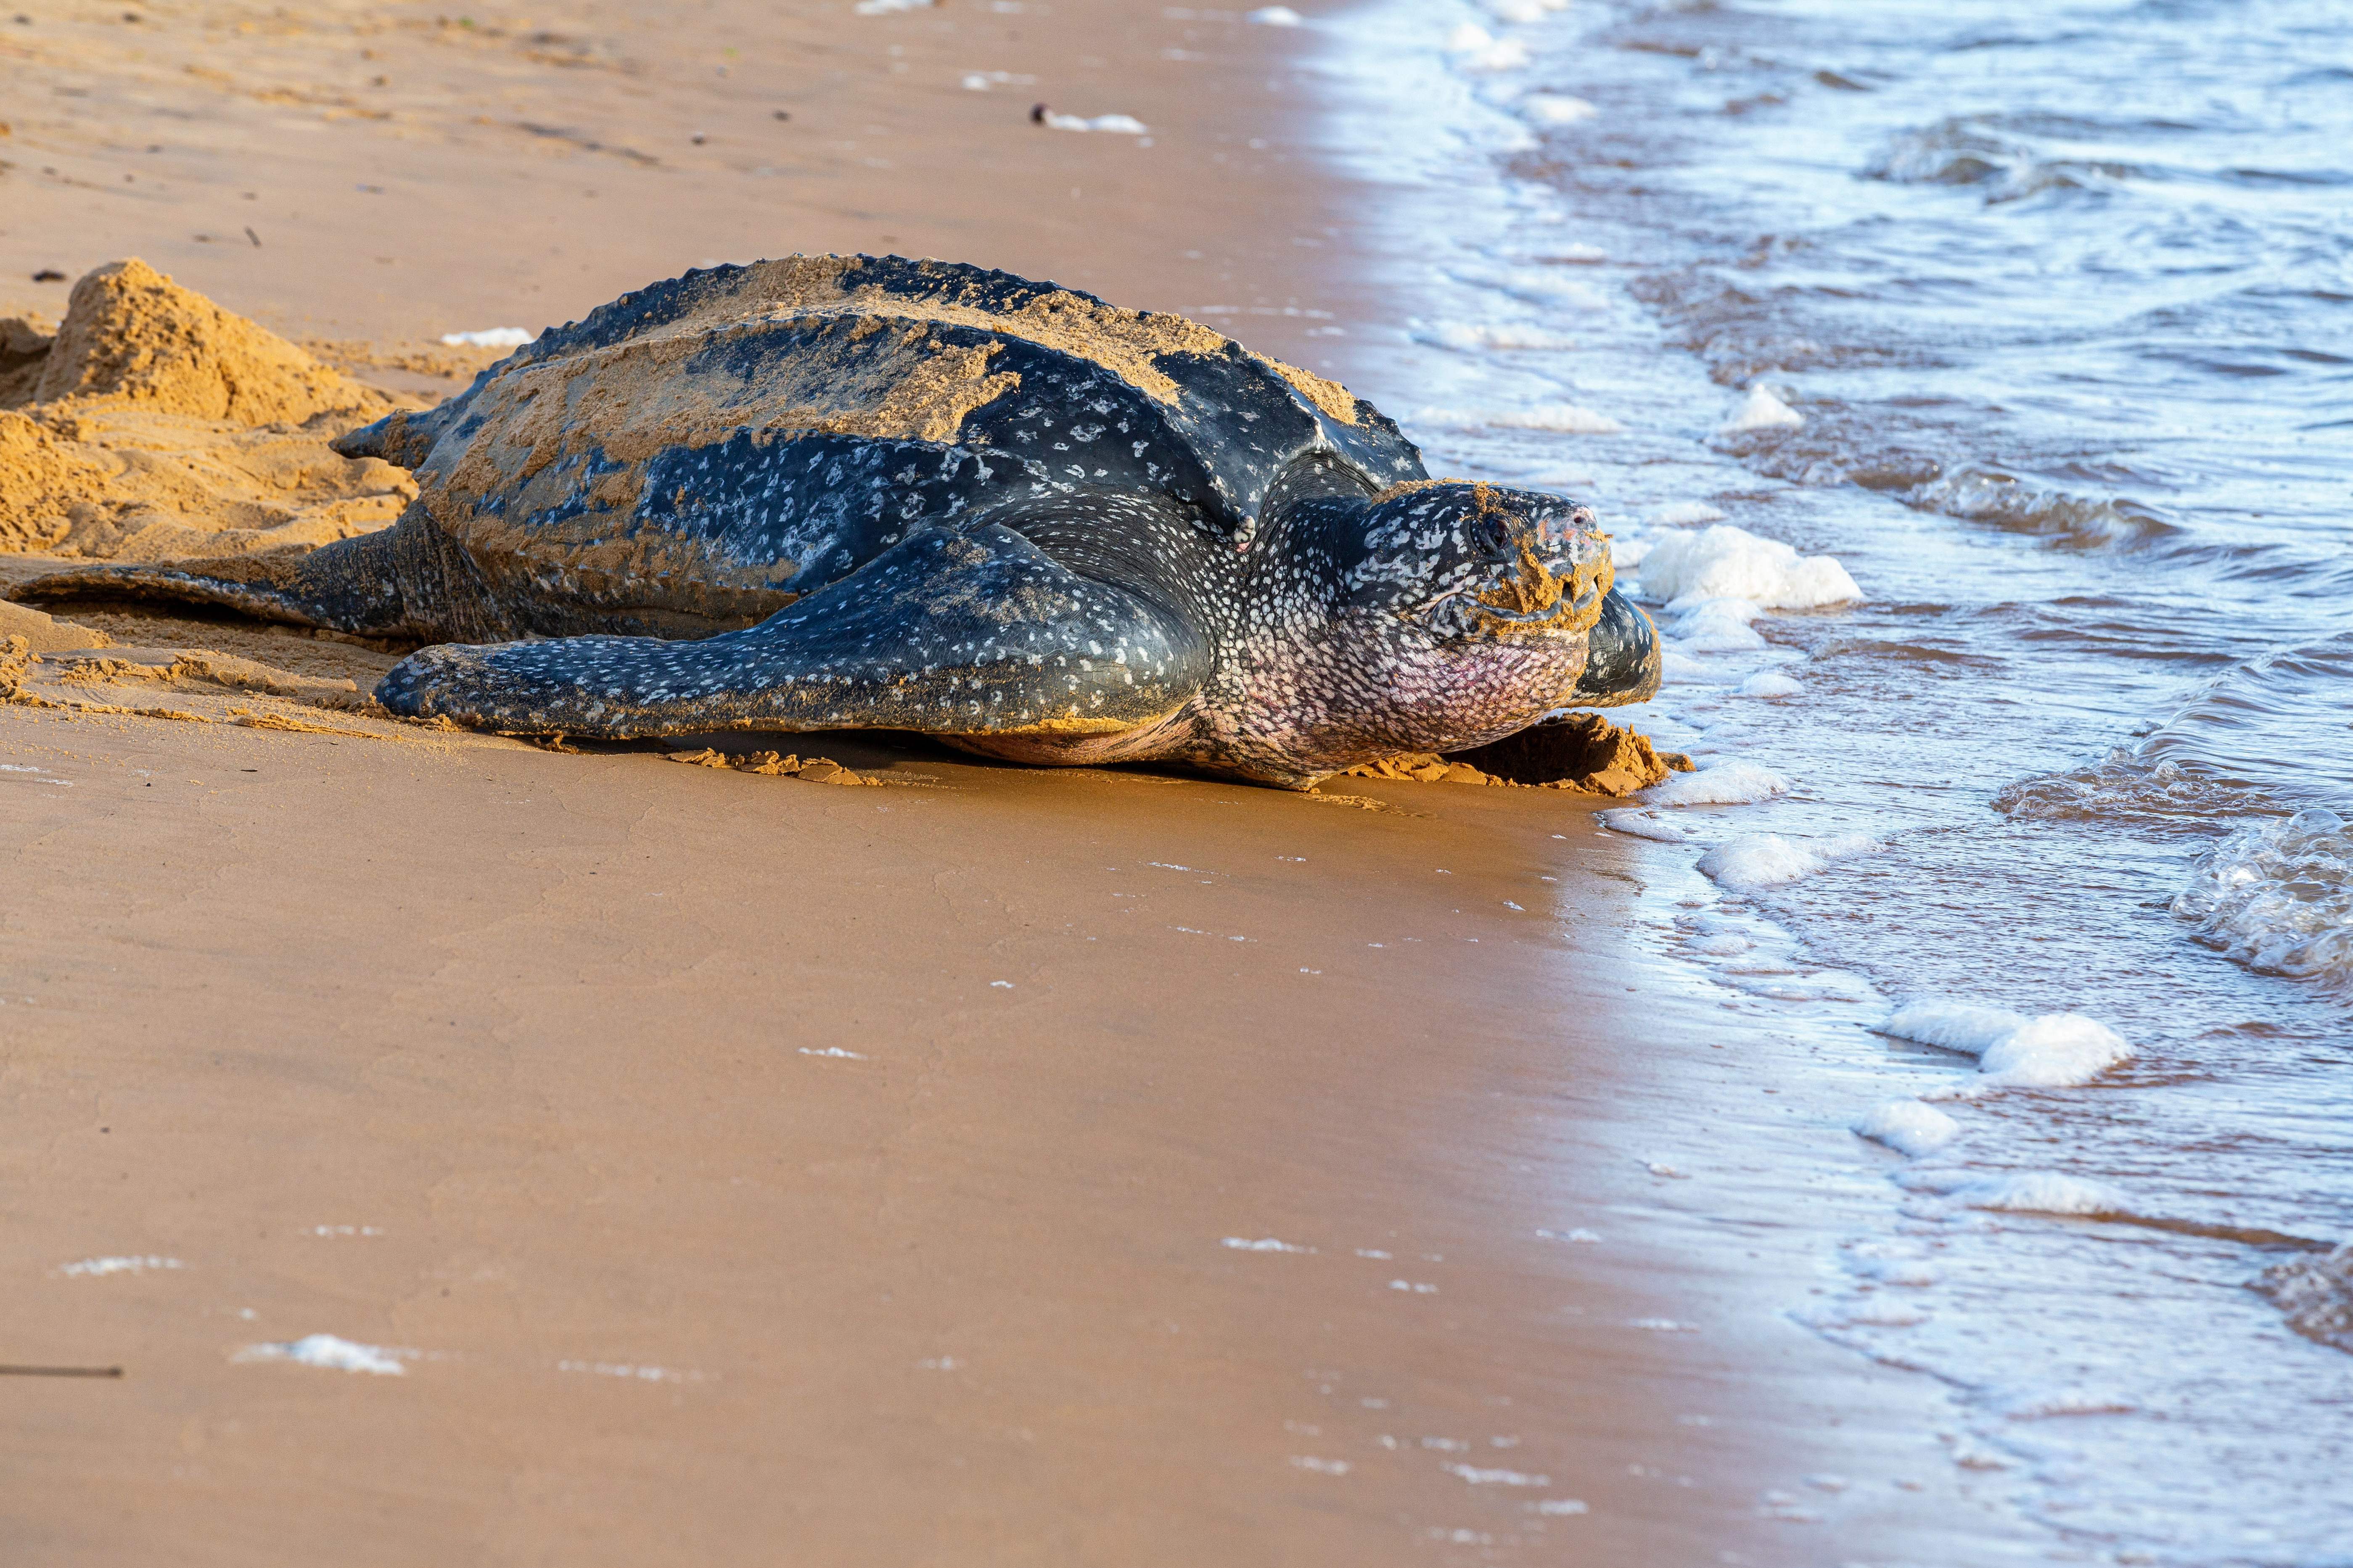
[1312,0,2353,1560]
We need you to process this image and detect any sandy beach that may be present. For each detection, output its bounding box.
[4,4,2045,1563]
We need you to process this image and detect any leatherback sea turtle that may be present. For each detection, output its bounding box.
[24,256,1659,787]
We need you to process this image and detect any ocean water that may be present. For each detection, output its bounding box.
[1309,0,2353,1560]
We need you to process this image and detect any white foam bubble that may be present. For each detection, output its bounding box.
[1853,1254,1941,1287]
[1660,649,1716,682]
[1854,1099,1960,1156]
[1718,384,1804,433]
[1882,1004,2133,1088]
[1421,403,1625,434]
[1425,321,1579,351]
[854,0,933,11]
[1222,1236,1309,1252]
[1997,1386,2137,1419]
[1523,93,1598,125]
[1598,807,1693,841]
[1606,534,1652,570]
[1638,525,1862,610]
[1731,969,1875,1002]
[1650,501,1727,527]
[235,1333,409,1375]
[1040,111,1148,134]
[1824,1297,1932,1328]
[1665,597,1769,652]
[1246,4,1303,23]
[1457,266,1609,309]
[1446,24,1531,71]
[1952,1172,2131,1217]
[1643,759,1791,806]
[1697,832,1878,892]
[1291,1454,1351,1475]
[1737,671,1805,699]
[439,327,533,349]
[1491,0,1569,21]
[56,1254,183,1277]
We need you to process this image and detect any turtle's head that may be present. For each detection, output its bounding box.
[1346,480,1613,643]
[1285,480,1658,762]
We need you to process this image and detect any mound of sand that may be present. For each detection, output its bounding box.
[27,259,375,424]
[0,260,420,562]
[1351,713,1696,796]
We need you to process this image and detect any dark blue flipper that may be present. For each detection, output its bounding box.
[375,522,1211,739]
[11,508,515,642]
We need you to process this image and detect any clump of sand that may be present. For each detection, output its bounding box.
[667,747,882,786]
[0,259,420,561]
[1349,714,1695,796]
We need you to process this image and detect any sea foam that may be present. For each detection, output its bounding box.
[1040,112,1148,134]
[1737,671,1805,699]
[1951,1172,2132,1217]
[1638,525,1861,610]
[57,1254,184,1276]
[1446,24,1531,71]
[1854,1099,1960,1156]
[1697,832,1877,891]
[1425,322,1579,351]
[1523,94,1598,125]
[1718,384,1805,434]
[439,327,532,349]
[1663,596,1769,652]
[234,1333,409,1375]
[1643,759,1791,806]
[1882,1004,2133,1089]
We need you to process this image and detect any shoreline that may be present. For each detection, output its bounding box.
[5,3,2038,1561]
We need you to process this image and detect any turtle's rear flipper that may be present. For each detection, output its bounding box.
[12,510,508,642]
[376,522,1212,740]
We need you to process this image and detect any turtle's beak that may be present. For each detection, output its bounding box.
[1563,588,1662,707]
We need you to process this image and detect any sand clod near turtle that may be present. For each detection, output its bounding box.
[0,259,418,561]
[1348,713,1695,796]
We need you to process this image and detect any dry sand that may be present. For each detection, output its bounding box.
[3,3,2037,1563]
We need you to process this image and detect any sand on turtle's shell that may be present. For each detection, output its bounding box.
[0,259,418,562]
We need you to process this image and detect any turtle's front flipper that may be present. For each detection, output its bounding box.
[376,522,1211,742]
[13,509,512,642]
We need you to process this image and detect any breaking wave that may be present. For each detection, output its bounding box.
[2173,809,2353,993]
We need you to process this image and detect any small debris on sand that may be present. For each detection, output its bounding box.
[1346,714,1695,796]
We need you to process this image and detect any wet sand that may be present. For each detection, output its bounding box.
[3,3,2034,1562]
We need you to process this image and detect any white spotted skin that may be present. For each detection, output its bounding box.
[952,485,1607,786]
[381,481,1613,789]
